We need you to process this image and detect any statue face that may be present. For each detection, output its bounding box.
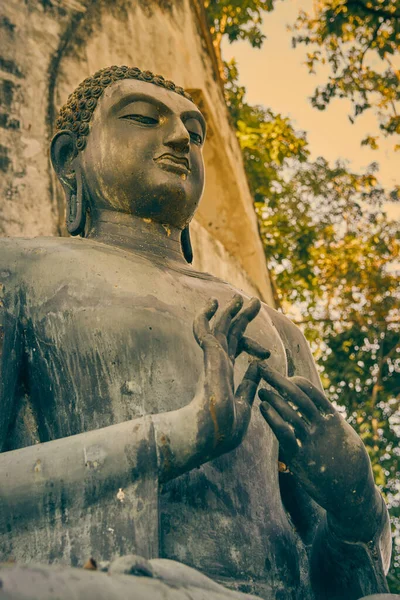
[77,79,206,228]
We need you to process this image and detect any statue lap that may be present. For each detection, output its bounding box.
[0,562,398,600]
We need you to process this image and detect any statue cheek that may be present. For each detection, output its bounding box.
[194,171,205,201]
[82,154,131,212]
[189,155,204,185]
[102,182,131,212]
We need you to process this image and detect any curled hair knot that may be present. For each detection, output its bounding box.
[76,136,86,151]
[91,86,103,98]
[80,110,91,122]
[86,98,97,110]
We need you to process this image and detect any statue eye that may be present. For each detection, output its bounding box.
[189,131,203,146]
[122,114,159,126]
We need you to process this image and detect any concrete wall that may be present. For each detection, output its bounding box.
[0,0,273,304]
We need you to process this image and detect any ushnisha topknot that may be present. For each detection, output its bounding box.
[55,65,195,153]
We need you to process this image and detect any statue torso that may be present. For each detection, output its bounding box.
[0,236,315,599]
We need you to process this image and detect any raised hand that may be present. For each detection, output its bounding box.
[193,294,270,456]
[258,363,379,540]
[143,294,271,483]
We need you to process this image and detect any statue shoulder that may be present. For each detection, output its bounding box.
[0,236,100,292]
[0,237,44,278]
[0,236,31,266]
[261,303,321,387]
[0,235,97,270]
[0,235,76,257]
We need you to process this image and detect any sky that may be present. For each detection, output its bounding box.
[222,0,400,217]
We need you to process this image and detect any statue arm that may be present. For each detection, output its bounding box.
[0,296,266,530]
[310,492,391,599]
[0,414,159,535]
[0,275,160,534]
[0,299,23,452]
[260,320,391,600]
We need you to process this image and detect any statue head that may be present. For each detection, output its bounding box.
[50,66,206,262]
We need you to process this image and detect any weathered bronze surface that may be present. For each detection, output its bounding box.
[0,67,394,600]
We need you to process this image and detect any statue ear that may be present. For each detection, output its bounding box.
[50,131,86,236]
[181,225,193,264]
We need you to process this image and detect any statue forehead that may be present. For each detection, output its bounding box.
[96,78,205,122]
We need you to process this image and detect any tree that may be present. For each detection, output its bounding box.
[204,1,400,590]
[292,0,400,149]
[206,0,400,149]
[204,0,276,73]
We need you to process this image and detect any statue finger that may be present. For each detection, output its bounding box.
[259,402,299,458]
[259,388,309,440]
[228,298,261,361]
[258,362,320,422]
[235,360,261,409]
[228,361,260,448]
[290,377,335,416]
[193,298,218,348]
[212,294,243,351]
[236,336,271,360]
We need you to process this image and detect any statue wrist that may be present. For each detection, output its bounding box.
[327,488,387,544]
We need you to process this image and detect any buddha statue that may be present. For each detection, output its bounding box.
[0,66,393,600]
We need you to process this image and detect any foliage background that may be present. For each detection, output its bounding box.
[204,0,400,591]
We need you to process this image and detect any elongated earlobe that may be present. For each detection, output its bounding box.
[181,226,193,264]
[50,130,86,236]
[66,169,86,236]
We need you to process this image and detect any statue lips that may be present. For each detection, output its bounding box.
[154,153,191,176]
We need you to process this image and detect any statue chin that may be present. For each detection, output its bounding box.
[89,183,199,230]
[129,196,197,229]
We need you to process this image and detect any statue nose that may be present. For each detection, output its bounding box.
[164,119,190,153]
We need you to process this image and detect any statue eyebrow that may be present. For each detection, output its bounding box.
[111,92,168,113]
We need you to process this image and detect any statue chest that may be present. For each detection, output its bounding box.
[20,257,286,443]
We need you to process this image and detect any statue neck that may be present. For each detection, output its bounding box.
[86,209,186,264]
